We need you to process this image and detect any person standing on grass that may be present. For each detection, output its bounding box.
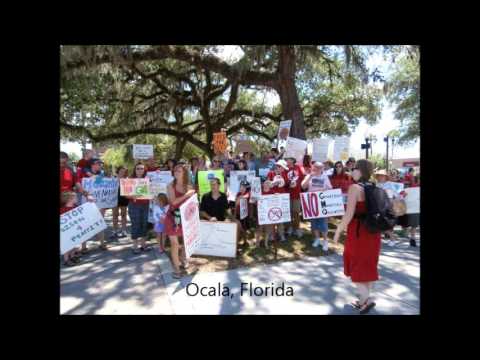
[265,160,290,242]
[333,159,380,315]
[126,163,153,255]
[285,156,305,239]
[255,180,275,248]
[301,162,332,252]
[165,164,197,279]
[153,193,169,254]
[111,166,129,239]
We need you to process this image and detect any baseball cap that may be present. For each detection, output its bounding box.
[89,158,103,166]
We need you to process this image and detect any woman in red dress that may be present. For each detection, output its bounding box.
[165,164,197,279]
[333,159,381,314]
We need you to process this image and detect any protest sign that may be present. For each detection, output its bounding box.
[300,189,345,219]
[332,136,350,161]
[240,198,248,219]
[213,131,228,154]
[228,170,256,201]
[249,177,262,201]
[147,171,173,195]
[81,177,119,209]
[197,170,225,199]
[236,140,253,154]
[404,187,420,214]
[257,193,291,225]
[60,202,107,254]
[258,167,270,179]
[133,144,154,159]
[284,137,308,164]
[180,195,201,258]
[378,181,404,199]
[194,221,237,258]
[120,178,152,199]
[312,138,331,163]
[277,120,292,148]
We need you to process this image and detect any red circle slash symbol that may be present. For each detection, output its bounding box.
[268,207,282,221]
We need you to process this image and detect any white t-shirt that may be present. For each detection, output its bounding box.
[307,173,332,192]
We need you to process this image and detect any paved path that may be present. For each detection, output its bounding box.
[61,210,420,315]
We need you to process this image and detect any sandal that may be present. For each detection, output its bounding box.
[359,300,376,315]
[351,300,362,309]
[132,248,141,255]
[81,249,89,255]
[141,246,153,252]
[100,244,108,251]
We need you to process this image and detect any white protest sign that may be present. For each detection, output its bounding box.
[258,167,270,179]
[249,177,262,201]
[194,221,237,258]
[312,138,331,163]
[147,171,172,195]
[228,170,256,201]
[378,181,404,199]
[277,120,292,148]
[257,193,291,225]
[284,137,308,164]
[180,195,201,258]
[332,136,350,161]
[60,202,107,254]
[300,189,345,219]
[133,144,154,159]
[404,187,420,214]
[240,198,248,220]
[81,177,119,209]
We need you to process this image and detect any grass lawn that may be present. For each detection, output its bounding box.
[148,218,347,274]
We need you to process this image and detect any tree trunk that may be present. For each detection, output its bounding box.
[174,138,187,160]
[276,46,306,140]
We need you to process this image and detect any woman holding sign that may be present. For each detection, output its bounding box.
[165,164,197,279]
[333,159,380,314]
[127,163,153,254]
[301,162,332,252]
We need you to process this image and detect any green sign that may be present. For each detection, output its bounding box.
[197,170,225,199]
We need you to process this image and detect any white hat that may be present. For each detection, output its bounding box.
[275,159,289,170]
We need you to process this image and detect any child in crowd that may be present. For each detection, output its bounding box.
[60,191,82,267]
[153,193,169,254]
[235,180,251,247]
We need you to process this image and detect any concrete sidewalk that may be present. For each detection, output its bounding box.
[159,238,420,315]
[61,209,420,315]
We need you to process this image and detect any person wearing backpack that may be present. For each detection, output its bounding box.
[333,159,394,314]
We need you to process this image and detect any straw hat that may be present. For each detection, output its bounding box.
[374,169,389,177]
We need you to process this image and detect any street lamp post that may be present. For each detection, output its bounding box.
[361,137,371,159]
[384,136,389,171]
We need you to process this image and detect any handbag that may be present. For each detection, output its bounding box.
[392,198,407,217]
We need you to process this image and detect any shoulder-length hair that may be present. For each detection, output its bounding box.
[172,164,191,192]
[332,161,344,177]
[130,162,147,178]
[356,159,374,183]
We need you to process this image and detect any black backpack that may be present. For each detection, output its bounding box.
[357,182,396,235]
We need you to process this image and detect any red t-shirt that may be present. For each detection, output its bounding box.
[262,186,275,195]
[267,170,289,194]
[60,167,76,194]
[286,165,305,200]
[146,166,161,172]
[403,173,415,187]
[329,173,353,194]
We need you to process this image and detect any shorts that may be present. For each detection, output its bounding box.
[118,195,129,207]
[398,213,420,228]
[310,217,328,233]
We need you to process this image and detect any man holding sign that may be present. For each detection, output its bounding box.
[301,162,333,252]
